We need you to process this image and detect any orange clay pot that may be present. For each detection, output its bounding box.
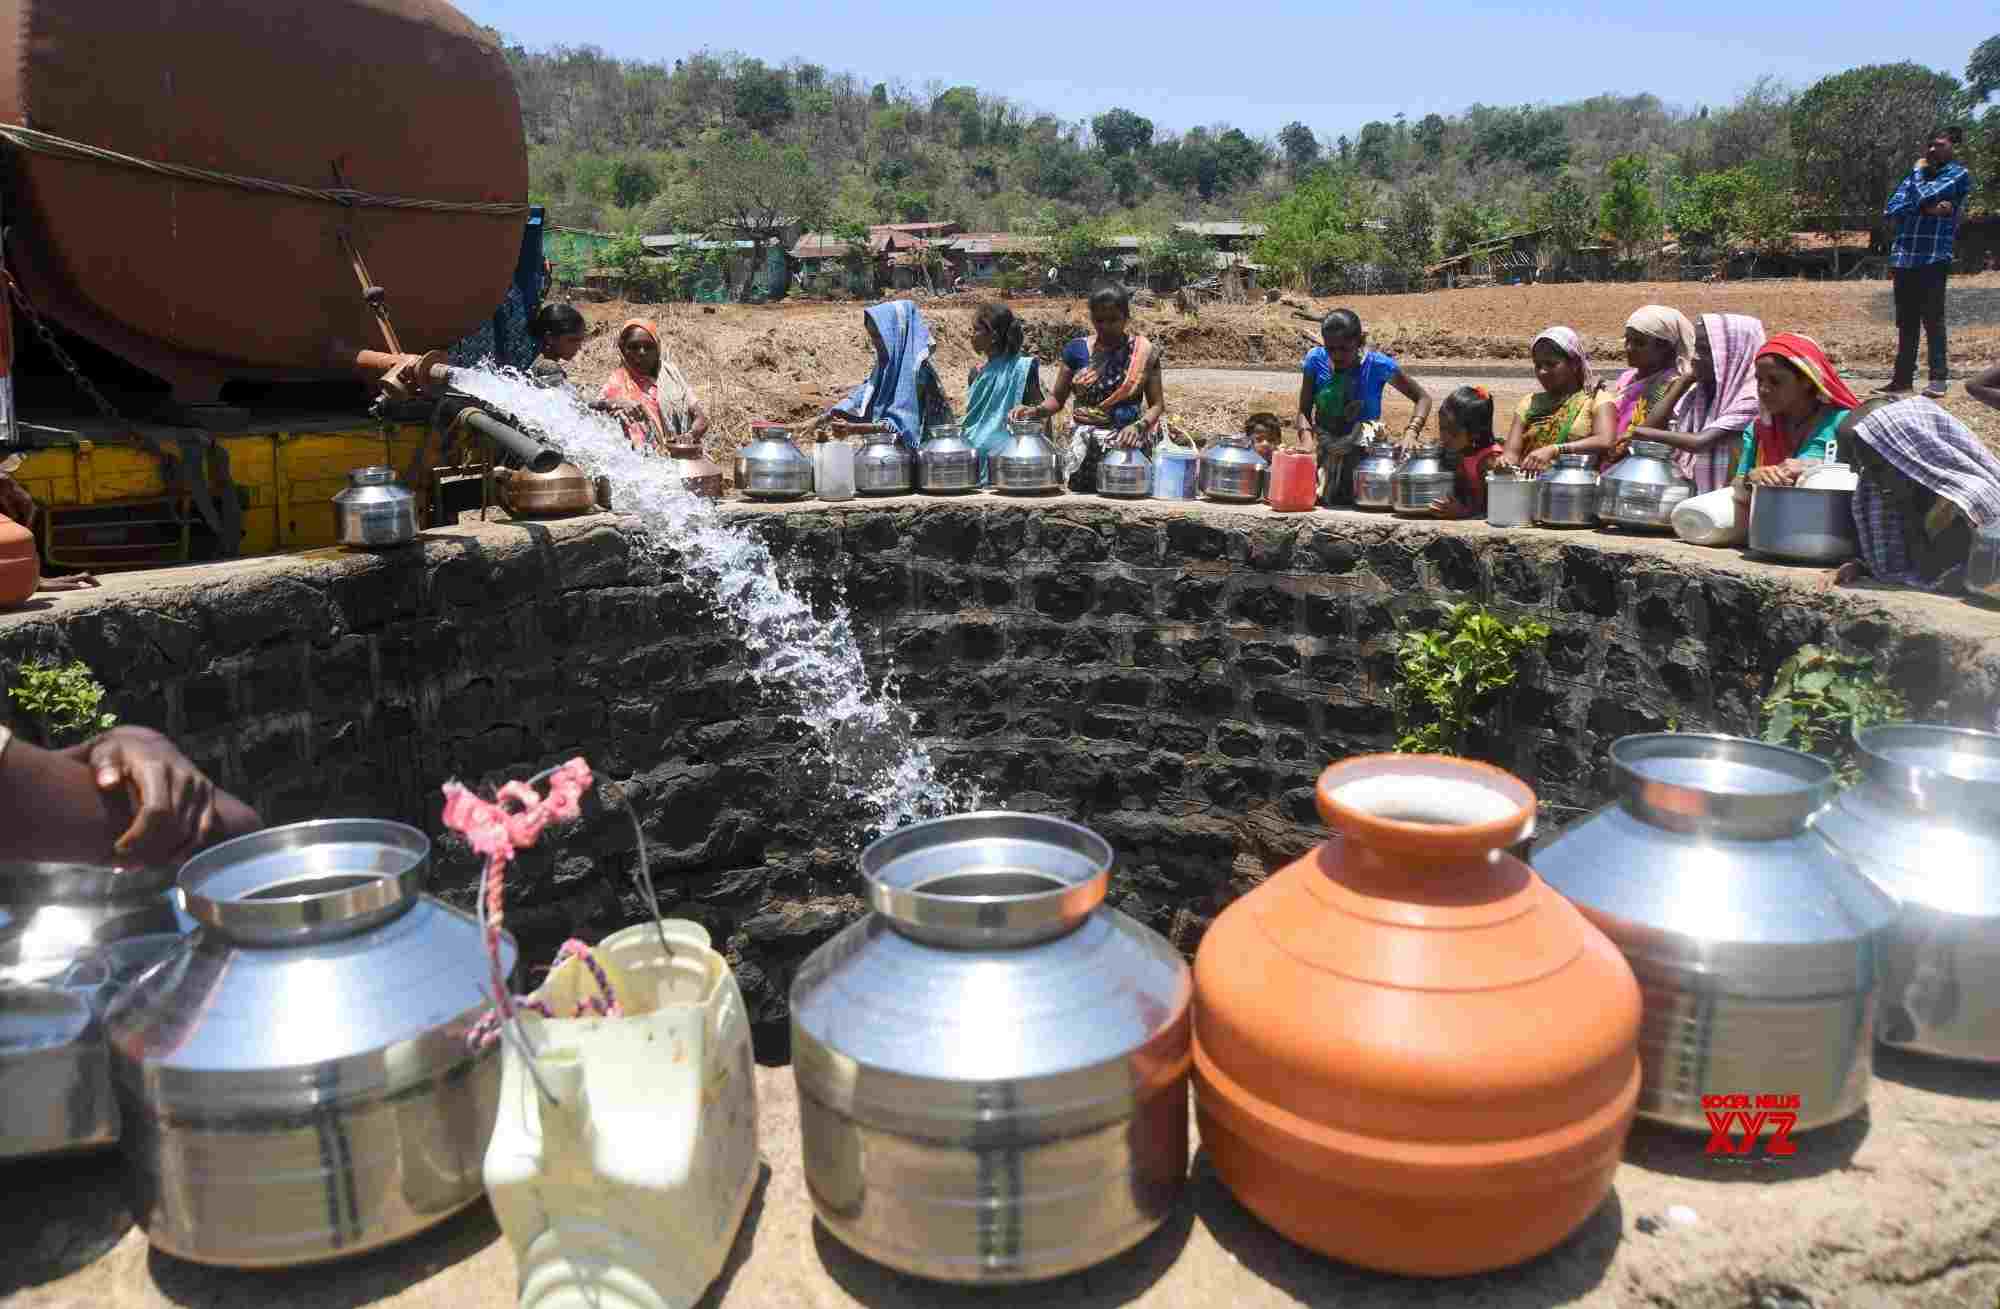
[1191,754,1641,1277]
[0,515,38,607]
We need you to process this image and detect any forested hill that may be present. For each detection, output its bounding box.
[497,37,1994,262]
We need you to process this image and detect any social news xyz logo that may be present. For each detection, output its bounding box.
[1702,1093,1800,1156]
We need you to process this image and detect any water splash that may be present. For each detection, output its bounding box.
[447,365,979,840]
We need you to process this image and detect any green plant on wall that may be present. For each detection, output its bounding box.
[1390,603,1551,757]
[9,658,116,748]
[1760,644,1906,783]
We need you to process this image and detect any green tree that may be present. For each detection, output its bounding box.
[1533,171,1593,266]
[932,86,984,147]
[1092,108,1155,157]
[1599,154,1662,262]
[1732,166,1799,274]
[1969,34,2000,103]
[1668,169,1745,251]
[1439,200,1507,258]
[732,59,794,132]
[1416,113,1446,161]
[687,133,830,297]
[1386,187,1438,275]
[1792,63,1962,249]
[1140,227,1215,289]
[611,158,660,209]
[1279,121,1321,178]
[1355,121,1395,181]
[1253,168,1379,291]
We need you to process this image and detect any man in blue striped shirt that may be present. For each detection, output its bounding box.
[1882,126,1972,400]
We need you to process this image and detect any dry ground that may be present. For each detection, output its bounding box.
[562,275,2000,458]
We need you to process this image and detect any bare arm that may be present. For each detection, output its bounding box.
[686,402,710,443]
[1970,362,2000,413]
[1014,363,1074,421]
[1296,374,1316,442]
[1500,402,1528,467]
[1389,369,1432,442]
[1522,394,1617,468]
[4,727,260,866]
[1126,360,1167,447]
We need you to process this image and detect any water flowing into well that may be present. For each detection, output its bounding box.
[448,366,977,839]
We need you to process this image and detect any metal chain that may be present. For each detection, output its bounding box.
[6,279,129,428]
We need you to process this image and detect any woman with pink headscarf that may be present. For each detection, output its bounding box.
[1504,326,1613,470]
[1524,306,1694,469]
[1623,313,1767,494]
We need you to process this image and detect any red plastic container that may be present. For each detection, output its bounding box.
[1192,754,1641,1276]
[0,516,38,607]
[1266,447,1317,512]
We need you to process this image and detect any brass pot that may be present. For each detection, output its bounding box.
[667,443,726,499]
[496,463,596,516]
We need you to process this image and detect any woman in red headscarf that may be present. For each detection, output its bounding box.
[1731,333,1859,493]
[596,318,707,455]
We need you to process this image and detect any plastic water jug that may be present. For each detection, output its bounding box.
[484,920,759,1309]
[1670,486,1746,546]
[1151,434,1200,501]
[1267,447,1317,512]
[814,438,857,502]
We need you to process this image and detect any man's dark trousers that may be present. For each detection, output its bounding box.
[1891,261,1949,389]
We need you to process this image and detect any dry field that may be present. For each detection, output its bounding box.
[562,274,2000,456]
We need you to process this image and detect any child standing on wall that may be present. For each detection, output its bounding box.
[1423,386,1501,519]
[1294,309,1433,507]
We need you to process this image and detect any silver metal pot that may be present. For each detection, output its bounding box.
[733,425,815,501]
[1535,453,1600,527]
[1487,468,1537,527]
[791,812,1191,1284]
[917,425,979,494]
[1350,441,1399,510]
[1198,431,1267,503]
[1816,724,2000,1065]
[855,434,915,496]
[1598,440,1695,532]
[1097,446,1152,499]
[1391,444,1456,516]
[107,819,516,1267]
[1747,483,1857,563]
[1,860,183,988]
[991,422,1063,494]
[333,466,419,548]
[1968,520,2000,604]
[1533,734,1896,1133]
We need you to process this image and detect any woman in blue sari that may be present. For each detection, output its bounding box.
[810,300,953,448]
[962,302,1046,483]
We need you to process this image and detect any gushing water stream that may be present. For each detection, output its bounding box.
[448,366,978,841]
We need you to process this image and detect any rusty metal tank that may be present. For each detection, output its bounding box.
[0,0,528,399]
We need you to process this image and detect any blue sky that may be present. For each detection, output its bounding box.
[460,1,1994,140]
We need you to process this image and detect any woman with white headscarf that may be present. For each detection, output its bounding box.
[1623,313,1767,494]
[1503,325,1613,470]
[1526,305,1694,469]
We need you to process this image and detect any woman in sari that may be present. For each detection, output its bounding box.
[597,318,707,455]
[1504,326,1614,470]
[1293,308,1431,505]
[1621,313,1766,494]
[812,300,953,450]
[1824,396,2000,592]
[962,302,1045,484]
[1526,307,1694,469]
[528,303,588,391]
[1011,285,1165,493]
[1731,334,1858,493]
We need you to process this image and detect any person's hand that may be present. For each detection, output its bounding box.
[1522,444,1561,471]
[78,726,227,866]
[1821,561,1863,590]
[1923,200,1955,218]
[1748,461,1802,488]
[1114,425,1145,449]
[0,475,34,529]
[36,573,99,593]
[1427,497,1455,517]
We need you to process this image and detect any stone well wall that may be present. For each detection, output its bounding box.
[6,499,1999,1055]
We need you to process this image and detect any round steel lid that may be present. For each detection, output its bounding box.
[1611,733,1836,838]
[1625,440,1672,459]
[1854,724,2000,817]
[349,465,398,486]
[179,819,428,947]
[860,811,1111,949]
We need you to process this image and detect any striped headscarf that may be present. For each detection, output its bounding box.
[1847,398,2000,591]
[1672,313,1766,493]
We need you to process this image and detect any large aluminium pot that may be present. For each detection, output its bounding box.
[1198,431,1267,503]
[1097,445,1152,499]
[1350,441,1399,510]
[1390,443,1455,516]
[990,422,1063,494]
[1748,483,1858,563]
[1535,453,1600,527]
[333,466,420,548]
[917,426,979,494]
[791,812,1191,1284]
[1,860,182,987]
[1816,724,2000,1065]
[1597,440,1695,531]
[1193,755,1640,1277]
[106,819,517,1267]
[0,0,527,400]
[1534,734,1897,1133]
[855,433,915,496]
[733,425,814,501]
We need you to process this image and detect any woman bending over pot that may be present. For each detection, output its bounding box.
[1013,284,1165,492]
[598,318,707,455]
[1621,313,1766,494]
[811,300,953,449]
[1823,396,2000,593]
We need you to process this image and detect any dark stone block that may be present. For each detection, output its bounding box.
[894,626,952,666]
[1232,586,1296,630]
[1547,627,1595,676]
[843,512,903,555]
[1837,615,1895,652]
[1183,677,1239,717]
[1588,694,1668,739]
[844,560,911,617]
[968,572,1017,609]
[1354,598,1397,642]
[1114,522,1161,564]
[1097,575,1154,618]
[912,568,963,613]
[1303,594,1352,638]
[1558,546,1621,617]
[1423,536,1481,594]
[1513,680,1572,731]
[1043,520,1110,564]
[1064,628,1113,664]
[1082,707,1149,744]
[1016,711,1072,740]
[313,634,376,705]
[1131,631,1183,670]
[1203,762,1272,808]
[1324,698,1394,737]
[1237,641,1300,679]
[377,617,463,689]
[238,719,303,780]
[1282,786,1320,824]
[1096,673,1153,708]
[1273,730,1318,763]
[1252,690,1313,729]
[1660,657,1710,707]
[1364,541,1419,589]
[1165,574,1226,621]
[789,525,840,566]
[959,711,1009,739]
[1152,720,1209,754]
[956,623,1005,662]
[238,647,310,718]
[328,559,427,632]
[1216,721,1264,758]
[1165,519,1229,560]
[1300,529,1362,575]
[179,670,236,734]
[1247,525,1298,571]
[1306,651,1363,685]
[1033,573,1093,622]
[61,602,202,683]
[1488,547,1546,604]
[913,508,982,562]
[976,513,1030,566]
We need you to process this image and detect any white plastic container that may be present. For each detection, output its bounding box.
[1672,486,1747,547]
[1151,433,1200,500]
[484,920,759,1309]
[814,438,857,502]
